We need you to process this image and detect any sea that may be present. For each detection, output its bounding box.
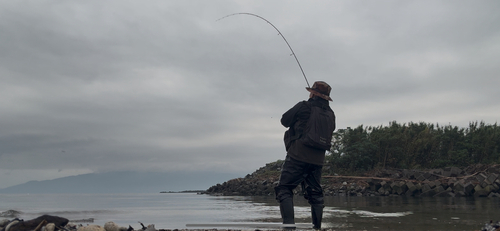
[1,193,499,230]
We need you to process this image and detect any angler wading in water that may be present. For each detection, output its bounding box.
[275,81,336,229]
[218,13,336,229]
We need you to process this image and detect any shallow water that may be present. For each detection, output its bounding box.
[0,193,497,230]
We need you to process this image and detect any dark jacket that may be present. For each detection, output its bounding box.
[281,97,336,165]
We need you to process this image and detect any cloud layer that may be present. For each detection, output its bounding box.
[1,0,499,188]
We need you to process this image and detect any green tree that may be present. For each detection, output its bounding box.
[326,121,500,174]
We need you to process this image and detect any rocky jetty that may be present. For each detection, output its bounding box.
[205,162,500,198]
[206,161,283,196]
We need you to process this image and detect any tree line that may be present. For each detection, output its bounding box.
[326,121,500,174]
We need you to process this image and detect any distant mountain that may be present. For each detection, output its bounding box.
[0,171,241,194]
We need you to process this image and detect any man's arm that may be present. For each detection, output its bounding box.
[280,101,305,128]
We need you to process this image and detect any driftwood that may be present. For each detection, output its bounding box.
[323,168,494,183]
[323,175,393,181]
[33,220,47,231]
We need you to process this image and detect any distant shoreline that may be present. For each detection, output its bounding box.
[159,190,205,193]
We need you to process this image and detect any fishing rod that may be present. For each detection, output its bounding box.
[217,12,311,88]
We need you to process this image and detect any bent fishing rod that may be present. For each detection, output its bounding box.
[217,12,311,88]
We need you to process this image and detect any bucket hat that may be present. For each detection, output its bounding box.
[306,81,332,101]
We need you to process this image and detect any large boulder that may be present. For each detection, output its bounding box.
[7,215,68,231]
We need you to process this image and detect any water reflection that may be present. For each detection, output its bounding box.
[218,195,498,231]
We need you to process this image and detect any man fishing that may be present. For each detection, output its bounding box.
[218,13,336,229]
[275,81,336,230]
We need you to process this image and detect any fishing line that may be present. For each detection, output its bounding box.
[217,12,310,88]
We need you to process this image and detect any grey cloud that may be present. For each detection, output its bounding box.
[0,0,499,188]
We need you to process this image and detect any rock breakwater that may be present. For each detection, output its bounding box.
[205,162,500,198]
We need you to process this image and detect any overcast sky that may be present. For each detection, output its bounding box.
[1,0,499,188]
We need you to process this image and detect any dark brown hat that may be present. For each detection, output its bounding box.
[306,81,332,101]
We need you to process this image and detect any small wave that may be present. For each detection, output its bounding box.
[324,208,413,218]
[43,210,117,216]
[352,210,413,217]
[0,210,22,218]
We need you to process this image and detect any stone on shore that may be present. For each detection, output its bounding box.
[464,182,475,196]
[0,219,9,227]
[77,225,105,231]
[45,223,55,231]
[103,221,129,231]
[405,181,417,196]
[145,224,156,231]
[474,185,490,197]
[104,222,120,231]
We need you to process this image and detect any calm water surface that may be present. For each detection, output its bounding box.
[0,193,498,230]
